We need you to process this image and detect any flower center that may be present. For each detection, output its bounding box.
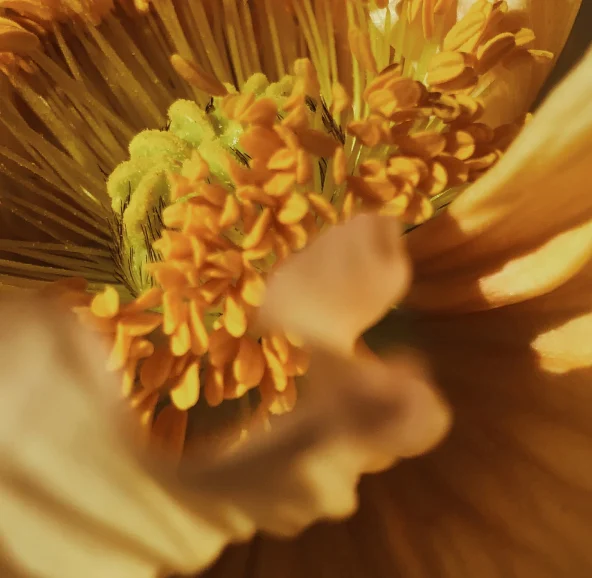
[0,0,550,455]
[106,73,300,296]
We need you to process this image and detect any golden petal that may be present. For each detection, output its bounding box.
[407,47,592,312]
[210,262,592,576]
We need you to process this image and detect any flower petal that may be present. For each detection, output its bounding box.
[260,214,410,353]
[208,260,592,577]
[0,298,232,578]
[407,46,592,312]
[0,296,448,577]
[188,347,450,538]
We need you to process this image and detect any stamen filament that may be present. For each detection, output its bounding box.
[264,0,286,79]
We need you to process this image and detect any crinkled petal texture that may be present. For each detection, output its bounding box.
[0,230,449,578]
[407,45,592,313]
[202,40,592,578]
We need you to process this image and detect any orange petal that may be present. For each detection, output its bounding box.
[140,346,175,390]
[233,337,266,388]
[119,312,162,336]
[170,321,192,356]
[188,300,209,355]
[223,291,248,338]
[407,48,592,312]
[152,404,188,459]
[106,323,132,371]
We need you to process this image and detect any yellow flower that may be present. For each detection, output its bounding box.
[0,1,589,577]
[0,0,576,455]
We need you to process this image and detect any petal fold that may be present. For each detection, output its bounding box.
[206,257,592,578]
[260,214,410,352]
[0,295,449,578]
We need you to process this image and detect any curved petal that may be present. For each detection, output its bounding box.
[0,295,449,578]
[260,214,410,353]
[205,253,592,578]
[406,45,592,312]
[0,298,231,578]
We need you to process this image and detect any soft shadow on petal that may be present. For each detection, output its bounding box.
[474,0,582,126]
[185,347,450,540]
[0,297,236,578]
[0,296,449,578]
[205,256,592,578]
[260,214,410,353]
[406,46,592,312]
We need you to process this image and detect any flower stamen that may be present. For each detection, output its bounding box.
[0,0,551,452]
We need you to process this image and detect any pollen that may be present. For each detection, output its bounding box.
[0,0,549,452]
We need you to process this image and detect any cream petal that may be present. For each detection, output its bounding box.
[189,348,450,537]
[0,296,449,577]
[406,46,592,312]
[207,260,592,578]
[0,298,232,578]
[260,214,410,353]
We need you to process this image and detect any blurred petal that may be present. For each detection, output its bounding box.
[260,214,410,352]
[208,255,592,578]
[0,296,448,577]
[188,348,451,538]
[407,46,592,312]
[0,298,233,578]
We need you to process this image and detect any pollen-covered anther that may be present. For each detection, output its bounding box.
[344,68,532,226]
[5,0,555,460]
[427,51,478,92]
[204,326,308,414]
[363,66,424,117]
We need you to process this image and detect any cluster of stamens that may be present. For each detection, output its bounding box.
[0,0,549,452]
